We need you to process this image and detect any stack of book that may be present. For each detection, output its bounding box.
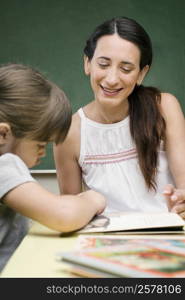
[60,235,185,278]
[58,212,185,277]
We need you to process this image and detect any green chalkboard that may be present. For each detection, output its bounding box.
[0,0,184,171]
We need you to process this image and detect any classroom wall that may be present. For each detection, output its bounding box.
[0,0,184,183]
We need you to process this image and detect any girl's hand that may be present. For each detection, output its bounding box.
[78,190,106,215]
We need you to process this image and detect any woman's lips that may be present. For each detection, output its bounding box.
[100,85,123,96]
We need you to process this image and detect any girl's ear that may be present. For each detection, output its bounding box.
[84,55,91,75]
[0,123,12,145]
[137,65,149,85]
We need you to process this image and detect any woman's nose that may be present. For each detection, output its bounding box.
[105,68,119,86]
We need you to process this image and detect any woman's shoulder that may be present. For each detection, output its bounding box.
[159,92,184,120]
[71,102,94,125]
[160,92,181,106]
[64,112,81,143]
[54,112,81,160]
[160,92,179,103]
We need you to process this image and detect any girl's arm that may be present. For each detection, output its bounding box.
[3,182,106,232]
[54,113,83,194]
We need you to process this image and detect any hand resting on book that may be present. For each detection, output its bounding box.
[163,184,185,220]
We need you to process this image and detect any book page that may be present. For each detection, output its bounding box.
[78,212,185,233]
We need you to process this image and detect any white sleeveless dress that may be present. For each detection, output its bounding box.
[78,108,174,213]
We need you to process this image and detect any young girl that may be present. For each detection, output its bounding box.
[54,17,185,218]
[0,63,106,271]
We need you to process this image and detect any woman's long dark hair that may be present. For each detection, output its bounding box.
[84,16,166,190]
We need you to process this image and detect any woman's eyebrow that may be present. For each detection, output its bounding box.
[97,56,110,61]
[121,61,135,66]
[97,57,135,66]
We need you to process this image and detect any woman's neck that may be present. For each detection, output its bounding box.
[84,100,129,124]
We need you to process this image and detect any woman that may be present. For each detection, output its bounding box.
[54,17,185,218]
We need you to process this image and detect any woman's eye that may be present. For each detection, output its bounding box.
[121,68,131,73]
[98,63,108,68]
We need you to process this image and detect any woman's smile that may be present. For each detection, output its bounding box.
[100,84,123,97]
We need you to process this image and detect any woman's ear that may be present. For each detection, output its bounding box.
[137,65,149,85]
[84,55,91,75]
[0,123,12,145]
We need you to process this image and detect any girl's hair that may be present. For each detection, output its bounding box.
[0,63,72,144]
[84,16,166,190]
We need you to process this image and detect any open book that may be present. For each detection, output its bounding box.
[60,235,185,278]
[78,212,185,234]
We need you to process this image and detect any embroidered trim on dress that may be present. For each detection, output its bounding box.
[84,148,137,164]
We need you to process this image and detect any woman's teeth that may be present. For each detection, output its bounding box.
[102,86,122,94]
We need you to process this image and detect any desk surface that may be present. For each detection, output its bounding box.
[1,222,77,278]
[1,222,185,278]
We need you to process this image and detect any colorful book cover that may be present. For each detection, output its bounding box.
[61,236,185,278]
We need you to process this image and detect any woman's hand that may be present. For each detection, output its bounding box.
[163,184,185,220]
